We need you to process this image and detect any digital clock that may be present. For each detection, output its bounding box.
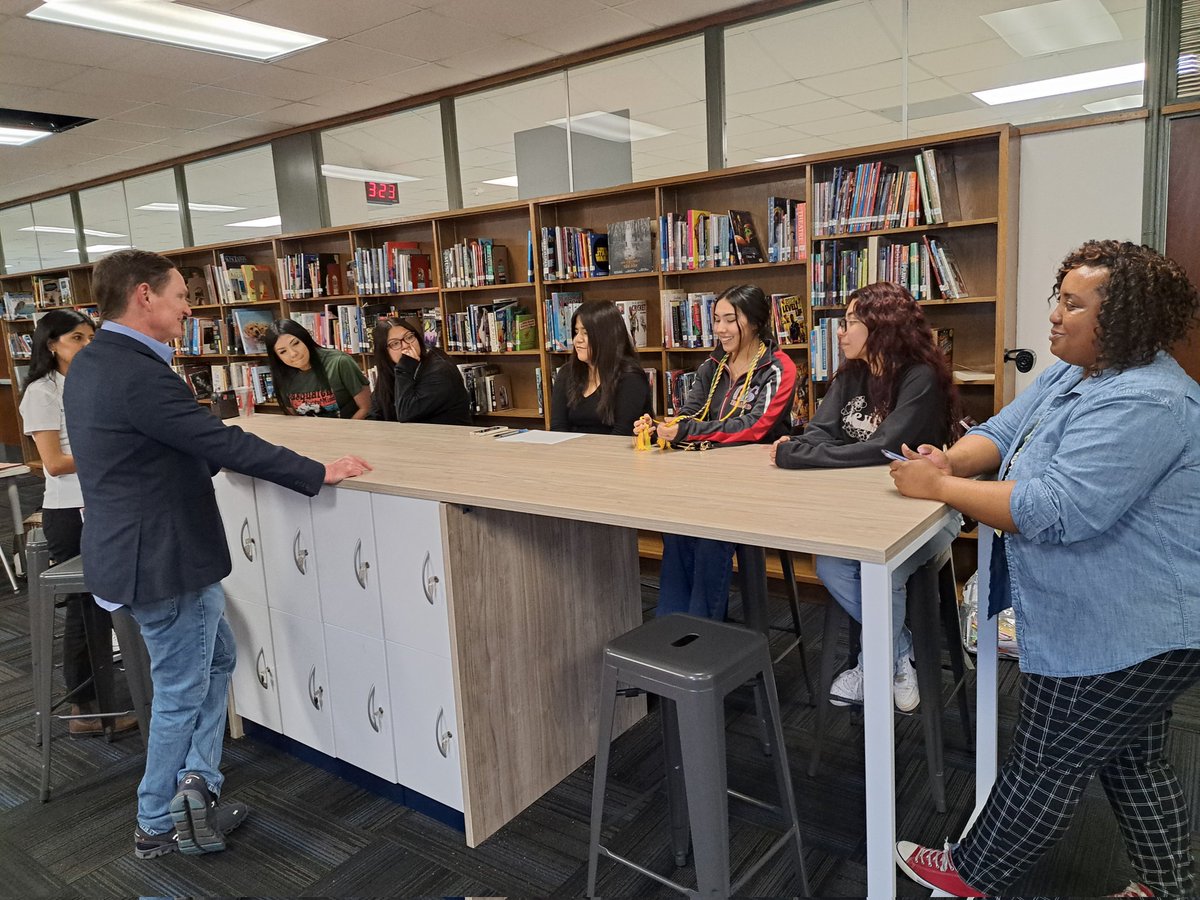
[364,180,399,205]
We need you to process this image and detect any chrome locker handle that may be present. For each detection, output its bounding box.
[435,707,453,758]
[367,684,383,732]
[421,551,439,605]
[293,529,308,575]
[240,518,256,562]
[308,664,323,710]
[354,538,370,589]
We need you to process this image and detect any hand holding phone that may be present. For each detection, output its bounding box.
[881,448,907,462]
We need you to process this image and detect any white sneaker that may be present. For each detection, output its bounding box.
[829,662,864,707]
[893,657,920,712]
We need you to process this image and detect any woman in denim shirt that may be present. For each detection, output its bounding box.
[890,241,1200,899]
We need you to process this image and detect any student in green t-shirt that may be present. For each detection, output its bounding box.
[265,319,370,419]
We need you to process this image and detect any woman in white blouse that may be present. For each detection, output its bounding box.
[20,309,134,737]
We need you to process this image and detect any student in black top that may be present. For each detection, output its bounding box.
[633,284,798,621]
[771,280,959,711]
[266,319,370,419]
[367,317,472,425]
[550,300,652,435]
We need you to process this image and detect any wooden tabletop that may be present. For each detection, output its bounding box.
[232,416,949,564]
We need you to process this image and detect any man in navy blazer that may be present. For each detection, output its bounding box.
[64,249,370,859]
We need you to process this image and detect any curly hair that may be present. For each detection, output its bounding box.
[1052,240,1199,372]
[838,281,958,436]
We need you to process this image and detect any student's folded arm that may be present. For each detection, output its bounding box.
[391,357,449,423]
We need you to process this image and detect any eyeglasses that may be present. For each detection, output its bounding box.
[386,333,420,351]
[836,316,863,332]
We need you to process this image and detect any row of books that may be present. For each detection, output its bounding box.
[813,147,961,236]
[352,244,433,295]
[659,289,717,349]
[31,276,73,308]
[180,360,274,403]
[455,363,513,414]
[441,238,510,288]
[769,293,806,346]
[290,305,369,354]
[765,197,807,263]
[542,294,650,352]
[7,332,32,358]
[539,227,608,281]
[174,307,275,357]
[809,317,845,382]
[445,300,536,353]
[277,252,347,300]
[811,234,970,306]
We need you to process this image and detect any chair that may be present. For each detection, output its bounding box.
[808,547,972,813]
[587,614,810,897]
[27,529,152,802]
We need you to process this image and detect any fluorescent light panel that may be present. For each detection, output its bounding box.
[981,0,1121,58]
[545,111,672,142]
[320,164,419,184]
[27,0,326,62]
[754,153,806,163]
[1082,93,1143,113]
[64,244,133,254]
[0,126,52,146]
[22,225,126,238]
[482,176,519,187]
[136,202,245,212]
[225,215,282,228]
[973,63,1144,105]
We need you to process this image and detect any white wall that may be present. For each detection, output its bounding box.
[1013,120,1145,392]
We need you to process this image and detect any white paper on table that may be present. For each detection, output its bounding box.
[496,431,585,444]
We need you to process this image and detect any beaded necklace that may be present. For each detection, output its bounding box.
[635,341,767,451]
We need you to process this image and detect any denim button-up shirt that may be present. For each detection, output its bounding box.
[972,353,1200,677]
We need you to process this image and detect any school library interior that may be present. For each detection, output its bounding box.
[1,0,1199,896]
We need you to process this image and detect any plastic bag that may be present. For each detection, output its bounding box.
[959,571,1019,659]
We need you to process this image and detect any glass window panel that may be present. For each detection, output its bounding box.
[456,72,569,207]
[907,0,1146,136]
[79,182,133,263]
[322,104,447,224]
[185,146,280,246]
[565,36,707,186]
[724,2,905,167]
[124,169,184,252]
[0,204,41,275]
[31,196,82,268]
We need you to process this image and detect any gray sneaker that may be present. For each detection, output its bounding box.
[168,772,250,855]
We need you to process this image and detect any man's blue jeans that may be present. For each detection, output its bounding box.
[129,582,236,834]
[657,534,736,620]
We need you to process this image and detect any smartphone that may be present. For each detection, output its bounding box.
[471,425,508,436]
[881,448,907,462]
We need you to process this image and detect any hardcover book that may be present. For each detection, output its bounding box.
[231,308,275,355]
[179,266,209,305]
[607,217,655,274]
[728,209,764,264]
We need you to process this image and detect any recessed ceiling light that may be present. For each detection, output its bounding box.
[22,225,125,238]
[1082,93,1143,113]
[27,0,326,62]
[225,215,282,228]
[973,62,1144,105]
[320,164,420,184]
[482,176,519,187]
[136,202,246,213]
[0,126,52,146]
[754,153,806,163]
[545,111,672,142]
[64,244,133,254]
[981,0,1121,58]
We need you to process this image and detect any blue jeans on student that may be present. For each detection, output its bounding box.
[657,534,736,620]
[129,582,236,834]
[814,517,960,668]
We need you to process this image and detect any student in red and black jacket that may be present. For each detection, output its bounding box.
[634,284,797,620]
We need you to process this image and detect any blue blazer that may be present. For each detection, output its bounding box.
[64,329,325,606]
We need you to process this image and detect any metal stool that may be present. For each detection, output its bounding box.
[587,614,810,897]
[808,547,972,812]
[27,530,152,802]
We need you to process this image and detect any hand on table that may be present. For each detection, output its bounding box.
[324,455,372,484]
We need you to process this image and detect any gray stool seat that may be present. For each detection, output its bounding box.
[808,547,972,813]
[587,614,810,898]
[27,530,153,802]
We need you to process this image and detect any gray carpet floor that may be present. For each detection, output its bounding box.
[0,473,1197,897]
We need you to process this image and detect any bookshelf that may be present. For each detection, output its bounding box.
[0,125,1017,579]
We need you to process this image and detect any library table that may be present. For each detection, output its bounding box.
[231,416,979,899]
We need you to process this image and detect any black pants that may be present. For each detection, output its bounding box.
[41,506,110,706]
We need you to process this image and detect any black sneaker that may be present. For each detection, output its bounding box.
[133,825,179,859]
[169,772,250,855]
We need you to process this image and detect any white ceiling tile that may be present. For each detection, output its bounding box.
[305,82,411,115]
[174,85,289,117]
[519,7,646,55]
[100,41,264,83]
[252,101,346,126]
[274,40,425,83]
[232,0,421,39]
[5,86,144,119]
[433,0,605,38]
[0,53,91,89]
[111,103,237,131]
[344,9,496,60]
[51,68,205,105]
[0,17,128,67]
[71,120,179,146]
[357,63,463,99]
[439,38,557,78]
[212,65,356,102]
[607,0,765,28]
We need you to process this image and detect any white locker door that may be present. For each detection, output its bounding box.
[224,595,281,732]
[387,640,463,811]
[255,481,322,621]
[271,609,336,757]
[373,495,451,658]
[325,624,397,782]
[212,471,267,604]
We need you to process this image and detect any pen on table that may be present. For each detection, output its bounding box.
[494,428,529,438]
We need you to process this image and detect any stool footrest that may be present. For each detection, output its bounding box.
[726,786,782,815]
[730,827,801,895]
[597,845,694,896]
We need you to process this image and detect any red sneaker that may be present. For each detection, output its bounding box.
[895,841,985,897]
[1109,882,1153,897]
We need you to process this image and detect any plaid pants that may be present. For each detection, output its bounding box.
[952,649,1200,897]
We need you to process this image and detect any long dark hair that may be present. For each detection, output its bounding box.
[715,284,774,351]
[564,300,644,425]
[839,281,958,436]
[370,316,450,422]
[265,319,325,412]
[24,309,95,391]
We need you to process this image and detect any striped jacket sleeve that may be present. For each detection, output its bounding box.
[677,350,796,445]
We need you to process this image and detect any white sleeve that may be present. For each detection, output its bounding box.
[19,378,61,435]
